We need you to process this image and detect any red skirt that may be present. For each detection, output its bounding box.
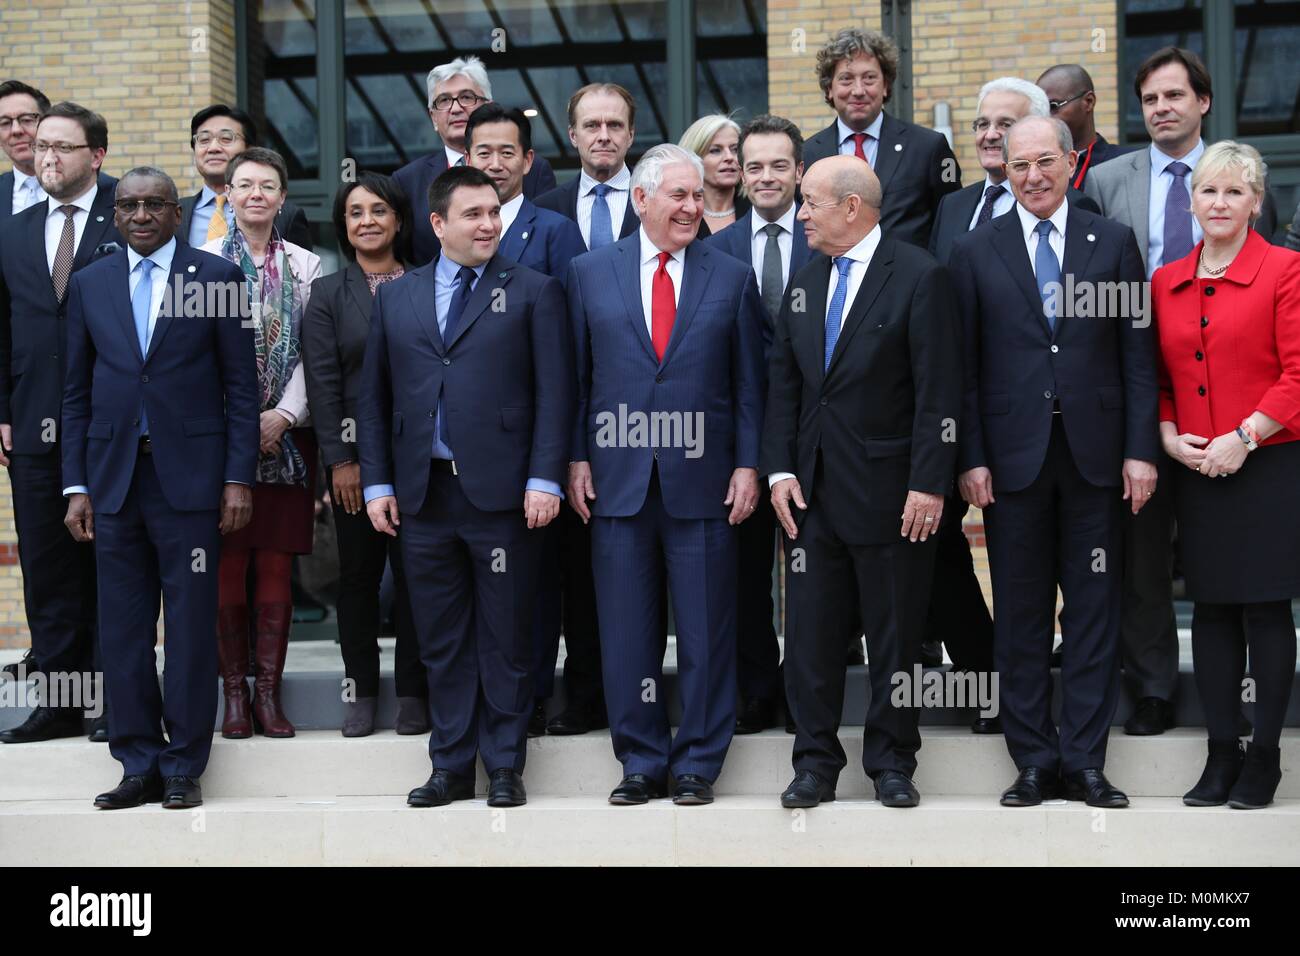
[222,427,318,554]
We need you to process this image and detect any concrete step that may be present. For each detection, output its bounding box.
[3,728,1296,803]
[1,793,1295,866]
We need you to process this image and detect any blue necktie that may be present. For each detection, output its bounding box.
[1162,160,1193,267]
[1034,219,1062,331]
[589,183,614,250]
[133,258,154,434]
[437,265,477,449]
[824,256,852,371]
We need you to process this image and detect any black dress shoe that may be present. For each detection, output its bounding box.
[87,712,109,743]
[1,648,37,678]
[919,640,944,668]
[672,773,714,805]
[408,769,475,807]
[1063,768,1129,808]
[94,774,163,809]
[873,770,920,807]
[1000,766,1060,807]
[780,770,836,808]
[1124,696,1175,735]
[970,715,1002,734]
[609,773,666,805]
[546,703,608,736]
[487,768,527,807]
[527,700,548,738]
[846,638,865,666]
[734,697,776,735]
[0,705,83,744]
[162,776,202,809]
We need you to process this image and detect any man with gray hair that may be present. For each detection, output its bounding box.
[394,55,556,264]
[566,143,766,806]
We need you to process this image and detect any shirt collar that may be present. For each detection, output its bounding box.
[1015,197,1070,243]
[435,251,487,285]
[47,180,97,217]
[1150,139,1204,175]
[198,184,222,208]
[835,223,882,267]
[444,145,465,168]
[500,192,525,221]
[127,236,177,275]
[639,226,685,267]
[751,202,797,238]
[580,164,631,196]
[982,173,1009,192]
[13,168,41,193]
[837,112,884,148]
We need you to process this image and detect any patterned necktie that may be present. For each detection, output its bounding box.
[454,155,465,167]
[651,251,676,361]
[206,193,229,242]
[438,265,477,447]
[589,183,614,250]
[1034,219,1062,330]
[760,222,784,318]
[851,133,871,166]
[133,259,155,433]
[824,255,853,371]
[1162,160,1193,266]
[976,184,1005,226]
[51,204,77,303]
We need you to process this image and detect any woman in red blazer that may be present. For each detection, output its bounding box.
[1153,141,1300,810]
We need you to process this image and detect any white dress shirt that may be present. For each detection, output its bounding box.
[499,192,525,237]
[11,169,47,215]
[44,181,98,273]
[638,227,684,337]
[966,174,1016,231]
[749,202,798,293]
[444,145,465,169]
[1147,139,1205,277]
[1014,199,1068,279]
[577,164,632,249]
[836,113,884,167]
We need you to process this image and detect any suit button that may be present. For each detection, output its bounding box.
[1195,351,1203,361]
[655,376,663,384]
[1201,317,1209,327]
[442,358,450,366]
[1050,345,1059,353]
[1204,286,1215,296]
[1198,385,1206,396]
[132,418,140,427]
[819,398,828,406]
[1043,390,1053,399]
[653,450,659,460]
[428,410,435,417]
[141,374,149,383]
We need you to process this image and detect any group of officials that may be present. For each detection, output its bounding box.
[1,27,1298,814]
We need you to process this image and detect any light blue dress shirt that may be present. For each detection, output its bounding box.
[1146,140,1205,278]
[188,185,232,247]
[836,113,883,167]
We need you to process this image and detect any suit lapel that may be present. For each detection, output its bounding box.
[446,254,509,351]
[618,196,639,239]
[731,212,754,266]
[499,199,536,262]
[407,263,444,354]
[826,238,893,376]
[1057,207,1100,341]
[871,114,905,194]
[71,187,117,271]
[791,216,812,274]
[0,173,12,220]
[146,243,199,362]
[794,256,831,386]
[613,235,658,364]
[343,261,372,329]
[565,178,581,222]
[1125,150,1150,256]
[955,182,983,229]
[660,241,711,369]
[180,192,199,239]
[107,251,142,364]
[27,204,59,304]
[990,211,1051,336]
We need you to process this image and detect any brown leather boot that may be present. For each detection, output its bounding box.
[251,602,295,737]
[216,605,252,738]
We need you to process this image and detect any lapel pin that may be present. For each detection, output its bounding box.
[96,215,104,222]
[521,231,528,240]
[1086,234,1095,242]
[187,264,196,273]
[894,143,902,152]
[498,272,507,279]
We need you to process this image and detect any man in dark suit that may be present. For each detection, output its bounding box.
[762,156,960,810]
[1036,65,1131,192]
[394,56,556,266]
[567,144,766,806]
[705,113,811,735]
[535,83,640,251]
[360,166,573,809]
[801,28,961,250]
[0,81,51,222]
[951,116,1159,808]
[178,105,311,250]
[0,103,118,744]
[62,167,259,808]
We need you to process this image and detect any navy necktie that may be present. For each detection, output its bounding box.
[1034,219,1061,330]
[1162,160,1193,267]
[438,266,476,447]
[824,256,853,371]
[589,183,614,249]
[976,184,1005,226]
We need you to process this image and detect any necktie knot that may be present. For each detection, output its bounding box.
[456,265,476,291]
[1035,219,1054,240]
[985,184,1005,202]
[762,222,783,239]
[1166,161,1190,179]
[833,255,853,277]
[852,133,868,148]
[657,250,672,271]
[59,203,76,219]
[593,183,611,198]
[137,258,154,278]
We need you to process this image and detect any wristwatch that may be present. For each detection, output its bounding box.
[1235,426,1258,452]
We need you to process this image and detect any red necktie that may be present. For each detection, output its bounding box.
[651,251,675,361]
[852,133,870,165]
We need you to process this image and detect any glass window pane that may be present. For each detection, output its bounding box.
[1121,0,1205,144]
[1233,3,1300,136]
[247,0,319,178]
[696,0,767,121]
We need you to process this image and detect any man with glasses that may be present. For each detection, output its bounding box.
[1036,65,1131,192]
[0,102,120,743]
[394,56,556,265]
[179,105,311,250]
[0,81,51,221]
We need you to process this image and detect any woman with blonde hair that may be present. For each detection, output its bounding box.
[678,113,749,238]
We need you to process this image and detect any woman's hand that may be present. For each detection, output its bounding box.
[260,410,292,455]
[1162,431,1209,471]
[1198,431,1249,478]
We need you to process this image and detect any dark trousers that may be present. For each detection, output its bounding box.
[983,418,1123,775]
[784,467,935,783]
[399,463,543,778]
[737,492,781,701]
[8,449,97,680]
[1121,452,1179,699]
[332,502,424,699]
[1192,600,1295,748]
[95,451,220,777]
[591,470,737,782]
[531,500,603,705]
[924,496,995,672]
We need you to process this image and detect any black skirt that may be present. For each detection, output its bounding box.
[1172,439,1300,603]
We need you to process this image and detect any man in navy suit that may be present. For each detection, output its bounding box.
[0,103,119,744]
[705,114,811,735]
[1036,65,1131,192]
[0,81,50,222]
[394,56,556,266]
[950,116,1159,809]
[61,167,259,808]
[360,166,573,809]
[567,144,766,806]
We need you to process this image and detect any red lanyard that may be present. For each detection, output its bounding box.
[1072,139,1096,191]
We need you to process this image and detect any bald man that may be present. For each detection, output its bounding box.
[761,156,962,809]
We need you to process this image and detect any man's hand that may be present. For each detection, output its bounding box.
[1197,433,1249,480]
[900,490,944,542]
[957,467,995,509]
[1121,458,1158,514]
[64,493,94,542]
[566,461,596,523]
[366,495,400,537]
[770,477,807,539]
[259,410,292,455]
[0,422,11,468]
[724,467,759,525]
[525,490,560,529]
[331,462,363,515]
[219,483,253,534]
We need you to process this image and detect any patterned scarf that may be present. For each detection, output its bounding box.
[222,227,308,486]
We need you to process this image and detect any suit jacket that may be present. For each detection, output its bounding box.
[759,237,962,545]
[535,175,640,249]
[802,113,962,250]
[929,182,1100,266]
[499,197,586,283]
[567,234,766,520]
[1084,145,1279,271]
[394,151,557,266]
[179,190,312,251]
[358,252,574,514]
[949,205,1160,493]
[60,241,260,514]
[1284,200,1300,253]
[0,174,123,453]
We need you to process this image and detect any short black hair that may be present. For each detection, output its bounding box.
[0,80,50,112]
[465,102,533,154]
[190,104,258,146]
[427,165,498,219]
[118,165,179,203]
[38,101,108,152]
[739,114,804,166]
[332,171,414,264]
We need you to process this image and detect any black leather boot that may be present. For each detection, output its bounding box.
[1227,743,1282,810]
[1182,738,1244,806]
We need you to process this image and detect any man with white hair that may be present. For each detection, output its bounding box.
[566,144,766,806]
[394,55,556,265]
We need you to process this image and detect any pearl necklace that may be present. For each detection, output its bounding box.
[702,207,735,218]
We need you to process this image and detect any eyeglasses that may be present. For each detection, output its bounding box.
[194,130,244,148]
[801,195,850,212]
[431,92,487,112]
[1005,154,1065,176]
[34,142,91,155]
[0,113,40,132]
[114,198,180,216]
[972,117,1016,134]
[229,181,282,196]
[1048,91,1089,113]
